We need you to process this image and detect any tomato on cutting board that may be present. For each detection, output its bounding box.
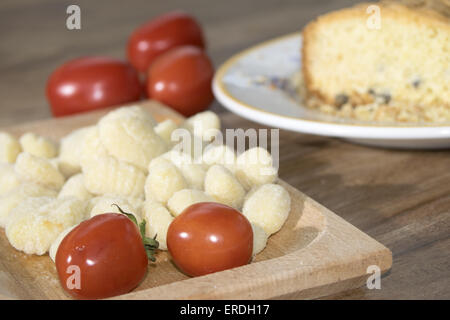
[147,45,215,117]
[55,212,158,300]
[127,11,205,73]
[167,202,253,277]
[46,57,142,117]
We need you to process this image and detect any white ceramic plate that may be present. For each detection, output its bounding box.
[212,33,450,149]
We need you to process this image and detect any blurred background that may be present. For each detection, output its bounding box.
[0,0,360,126]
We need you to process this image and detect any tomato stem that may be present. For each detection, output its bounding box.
[111,204,159,262]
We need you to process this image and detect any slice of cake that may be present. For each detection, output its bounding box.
[301,1,450,122]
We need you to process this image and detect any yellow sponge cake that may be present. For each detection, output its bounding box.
[302,1,450,122]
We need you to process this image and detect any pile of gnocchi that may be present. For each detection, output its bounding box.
[0,106,291,262]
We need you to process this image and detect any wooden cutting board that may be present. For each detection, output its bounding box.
[0,100,392,300]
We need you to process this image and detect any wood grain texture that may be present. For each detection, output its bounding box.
[0,101,391,300]
[0,0,449,299]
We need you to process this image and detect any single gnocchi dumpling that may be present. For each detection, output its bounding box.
[202,144,237,173]
[82,155,146,198]
[242,184,290,236]
[89,195,142,221]
[167,189,214,217]
[49,225,76,262]
[6,197,87,255]
[162,150,206,190]
[154,119,179,146]
[204,165,246,209]
[0,164,21,196]
[145,157,187,204]
[235,147,278,190]
[58,173,93,201]
[0,132,21,163]
[182,111,221,141]
[251,223,268,256]
[19,132,58,159]
[14,152,65,190]
[141,200,174,250]
[58,126,95,177]
[0,183,58,228]
[98,106,167,171]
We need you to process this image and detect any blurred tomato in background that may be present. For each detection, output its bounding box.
[147,45,214,117]
[127,11,205,74]
[46,57,142,117]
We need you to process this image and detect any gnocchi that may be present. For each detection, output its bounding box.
[49,225,76,262]
[251,223,268,256]
[0,164,21,196]
[243,184,290,235]
[79,126,109,166]
[89,195,142,221]
[6,197,87,255]
[154,119,179,146]
[0,183,58,228]
[1,106,292,264]
[204,164,245,209]
[19,132,58,159]
[202,144,237,173]
[14,152,65,190]
[171,129,206,160]
[162,150,206,190]
[0,132,21,163]
[98,106,167,171]
[142,200,174,250]
[43,197,88,228]
[167,189,214,217]
[58,173,93,201]
[82,155,146,198]
[235,147,278,190]
[145,157,187,204]
[182,111,220,142]
[58,126,94,177]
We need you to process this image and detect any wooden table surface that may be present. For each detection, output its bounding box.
[0,0,449,300]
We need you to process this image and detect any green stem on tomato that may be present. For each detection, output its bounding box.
[111,204,159,262]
